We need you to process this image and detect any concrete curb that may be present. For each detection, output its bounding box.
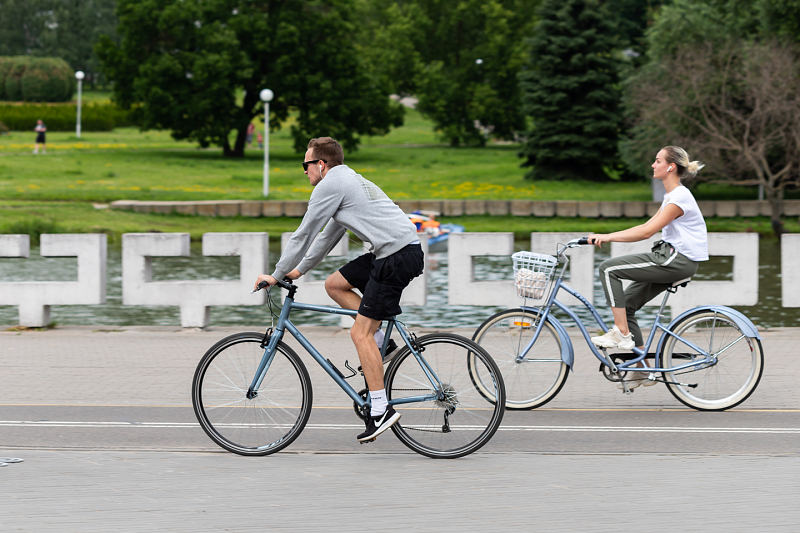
[109,199,800,218]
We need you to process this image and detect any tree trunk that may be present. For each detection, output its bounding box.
[765,186,785,236]
[221,127,247,158]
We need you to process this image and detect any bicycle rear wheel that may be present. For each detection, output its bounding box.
[192,332,312,455]
[471,308,569,409]
[384,333,505,459]
[660,310,764,411]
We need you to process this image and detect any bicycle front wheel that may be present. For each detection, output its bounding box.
[192,332,313,456]
[472,308,569,409]
[660,311,764,411]
[384,333,505,459]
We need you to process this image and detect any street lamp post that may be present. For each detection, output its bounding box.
[75,71,85,138]
[259,89,274,197]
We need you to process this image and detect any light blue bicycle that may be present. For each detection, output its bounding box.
[471,238,764,411]
[193,279,505,458]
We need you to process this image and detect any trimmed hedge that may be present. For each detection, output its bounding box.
[0,102,133,131]
[1,56,74,102]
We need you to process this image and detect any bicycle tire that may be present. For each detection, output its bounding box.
[384,333,505,459]
[660,310,764,411]
[471,308,569,409]
[192,332,313,456]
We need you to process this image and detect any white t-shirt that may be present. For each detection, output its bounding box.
[660,185,708,261]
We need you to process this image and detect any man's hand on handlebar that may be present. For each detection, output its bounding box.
[253,269,302,292]
[253,274,278,292]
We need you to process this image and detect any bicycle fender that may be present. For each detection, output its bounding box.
[543,314,575,370]
[658,305,761,354]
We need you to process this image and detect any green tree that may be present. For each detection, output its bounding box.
[96,0,402,157]
[518,0,622,181]
[357,0,537,146]
[0,0,117,88]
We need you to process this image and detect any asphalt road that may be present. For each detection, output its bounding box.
[1,326,798,531]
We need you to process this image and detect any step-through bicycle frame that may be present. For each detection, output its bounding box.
[517,241,760,376]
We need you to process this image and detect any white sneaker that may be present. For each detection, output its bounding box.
[591,326,635,350]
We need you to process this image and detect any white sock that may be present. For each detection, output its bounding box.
[369,389,387,416]
[373,328,384,348]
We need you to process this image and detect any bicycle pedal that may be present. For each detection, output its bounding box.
[360,438,377,444]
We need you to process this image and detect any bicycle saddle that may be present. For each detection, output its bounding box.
[671,277,692,288]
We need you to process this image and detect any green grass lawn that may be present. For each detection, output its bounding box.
[0,97,791,240]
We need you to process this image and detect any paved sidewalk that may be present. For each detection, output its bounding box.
[0,325,797,409]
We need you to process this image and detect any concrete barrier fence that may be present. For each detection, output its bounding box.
[1,232,797,328]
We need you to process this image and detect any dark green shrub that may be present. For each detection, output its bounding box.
[21,58,73,102]
[1,56,75,102]
[3,57,31,101]
[0,102,131,131]
[0,57,15,99]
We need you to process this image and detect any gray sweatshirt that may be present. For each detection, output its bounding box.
[271,164,419,280]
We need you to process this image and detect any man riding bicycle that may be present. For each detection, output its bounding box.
[254,137,423,442]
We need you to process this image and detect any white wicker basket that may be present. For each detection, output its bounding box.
[512,251,558,299]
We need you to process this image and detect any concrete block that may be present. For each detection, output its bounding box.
[463,200,487,215]
[216,201,241,217]
[418,200,443,214]
[0,234,29,257]
[132,203,154,214]
[396,201,420,213]
[782,200,800,216]
[510,200,534,216]
[122,232,269,327]
[782,234,800,306]
[715,201,738,217]
[195,203,217,216]
[646,202,661,216]
[598,201,624,218]
[532,202,556,217]
[150,202,174,215]
[109,200,136,211]
[577,202,601,218]
[611,232,758,314]
[441,200,465,216]
[262,202,283,217]
[0,234,107,327]
[555,201,578,217]
[175,203,197,215]
[738,201,764,217]
[283,201,308,217]
[447,232,515,305]
[697,201,715,217]
[240,201,263,217]
[622,201,646,218]
[486,200,509,216]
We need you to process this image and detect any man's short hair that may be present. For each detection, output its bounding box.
[308,137,344,167]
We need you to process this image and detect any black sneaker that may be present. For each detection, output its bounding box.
[358,339,400,373]
[382,338,399,362]
[357,406,401,442]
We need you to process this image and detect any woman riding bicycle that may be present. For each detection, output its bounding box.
[588,146,708,386]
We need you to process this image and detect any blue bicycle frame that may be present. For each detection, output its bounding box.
[247,283,445,410]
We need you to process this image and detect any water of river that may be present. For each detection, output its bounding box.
[0,239,794,329]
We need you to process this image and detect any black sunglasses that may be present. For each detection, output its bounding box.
[302,159,326,171]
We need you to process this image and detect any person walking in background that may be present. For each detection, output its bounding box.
[254,136,424,442]
[246,122,255,145]
[33,120,47,154]
[587,145,708,389]
[257,132,263,149]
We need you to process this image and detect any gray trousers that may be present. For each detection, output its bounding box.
[598,241,699,346]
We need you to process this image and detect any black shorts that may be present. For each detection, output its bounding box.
[339,243,424,320]
[36,133,45,143]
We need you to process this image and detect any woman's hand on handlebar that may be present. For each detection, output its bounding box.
[586,233,609,247]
